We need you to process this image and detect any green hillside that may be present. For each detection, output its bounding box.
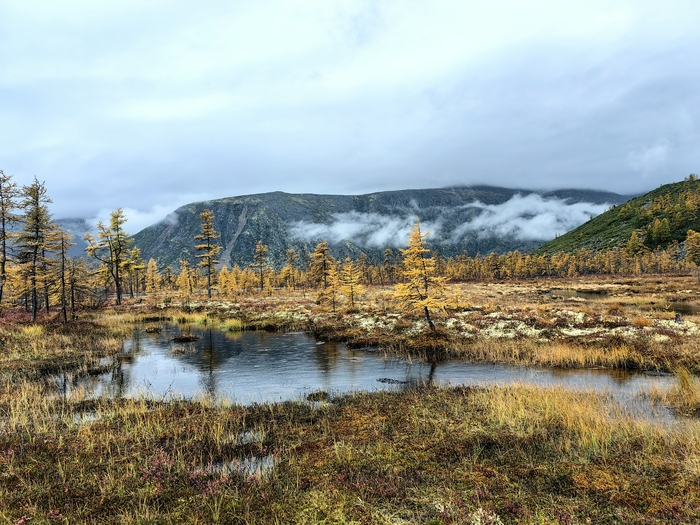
[537,175,700,253]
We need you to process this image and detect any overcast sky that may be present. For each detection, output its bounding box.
[1,1,699,232]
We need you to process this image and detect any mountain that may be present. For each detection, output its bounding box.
[55,218,91,258]
[537,177,700,253]
[130,185,630,269]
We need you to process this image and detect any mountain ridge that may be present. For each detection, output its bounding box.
[128,185,631,269]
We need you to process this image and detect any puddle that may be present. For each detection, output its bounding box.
[203,455,276,479]
[547,289,609,300]
[72,411,101,425]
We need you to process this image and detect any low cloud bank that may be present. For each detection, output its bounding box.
[451,194,610,242]
[290,194,611,248]
[289,211,441,248]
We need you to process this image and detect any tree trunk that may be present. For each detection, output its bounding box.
[424,306,435,331]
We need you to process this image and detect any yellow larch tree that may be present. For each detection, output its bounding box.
[339,257,365,308]
[393,220,446,331]
[145,258,160,304]
[194,209,222,298]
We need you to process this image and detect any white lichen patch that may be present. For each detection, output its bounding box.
[481,320,542,339]
[351,315,396,332]
[445,317,478,335]
[559,327,602,337]
[655,319,699,335]
[405,320,429,336]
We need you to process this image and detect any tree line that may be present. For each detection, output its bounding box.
[0,171,698,325]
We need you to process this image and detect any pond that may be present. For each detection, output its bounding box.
[547,288,609,300]
[54,323,682,421]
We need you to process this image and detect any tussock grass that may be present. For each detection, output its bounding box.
[650,367,700,416]
[1,381,698,524]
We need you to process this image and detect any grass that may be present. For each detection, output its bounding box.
[1,382,699,524]
[648,367,700,417]
[0,273,699,523]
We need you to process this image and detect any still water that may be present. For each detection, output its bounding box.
[60,323,678,419]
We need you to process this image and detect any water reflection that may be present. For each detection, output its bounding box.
[55,324,679,421]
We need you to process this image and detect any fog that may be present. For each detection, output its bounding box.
[450,194,610,242]
[290,212,441,248]
[290,194,611,248]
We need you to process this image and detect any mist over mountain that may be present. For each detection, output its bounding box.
[129,186,631,269]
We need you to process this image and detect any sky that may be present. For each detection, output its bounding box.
[1,0,699,233]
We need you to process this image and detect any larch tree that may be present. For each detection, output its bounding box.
[125,247,145,298]
[339,257,366,308]
[626,231,645,257]
[65,257,94,315]
[145,258,161,298]
[310,240,334,289]
[177,260,194,307]
[316,260,340,311]
[250,240,269,292]
[393,220,446,331]
[50,226,74,324]
[162,265,175,291]
[194,210,221,298]
[686,229,700,268]
[218,266,233,297]
[16,178,54,321]
[382,248,395,286]
[0,170,20,304]
[280,248,299,291]
[85,209,132,305]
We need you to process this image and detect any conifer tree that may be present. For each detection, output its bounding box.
[218,266,233,297]
[686,230,700,266]
[125,247,146,298]
[393,220,446,331]
[163,265,174,291]
[339,257,366,307]
[316,260,339,311]
[310,240,334,289]
[85,209,132,305]
[250,240,269,291]
[626,231,645,256]
[383,248,395,285]
[281,248,299,291]
[145,258,160,303]
[0,170,20,304]
[16,178,53,321]
[50,227,74,324]
[194,210,221,298]
[177,260,193,307]
[65,257,93,316]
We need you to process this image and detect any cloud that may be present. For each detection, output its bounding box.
[86,196,198,236]
[627,140,670,177]
[450,194,610,241]
[2,0,700,217]
[290,211,441,248]
[289,194,611,249]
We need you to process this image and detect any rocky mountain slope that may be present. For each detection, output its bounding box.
[130,185,630,269]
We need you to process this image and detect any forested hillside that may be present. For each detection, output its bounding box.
[537,176,700,254]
